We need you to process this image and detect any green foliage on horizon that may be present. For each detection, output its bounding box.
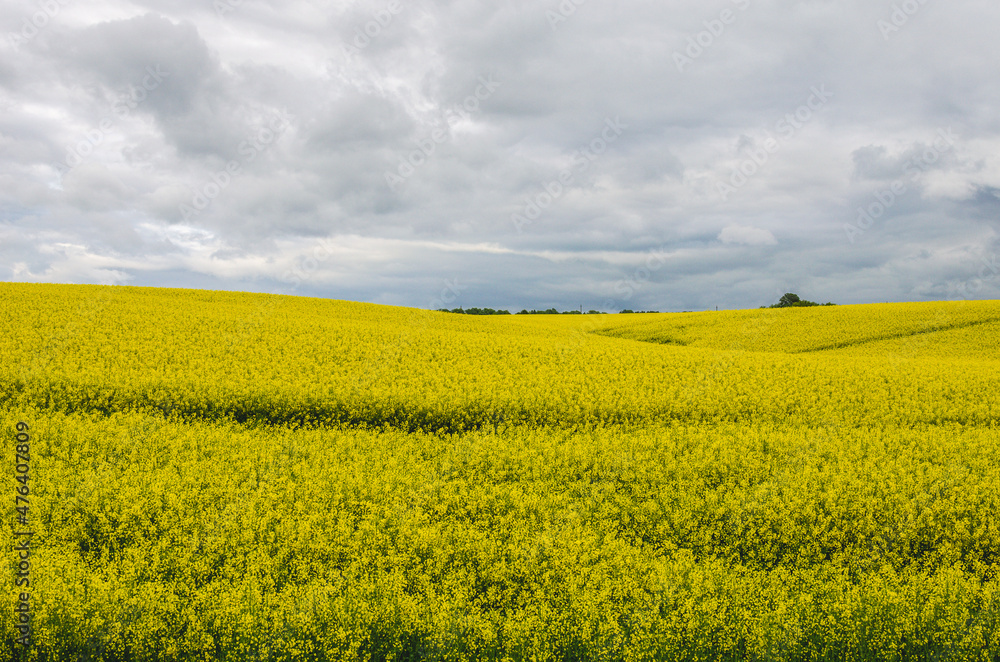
[766,292,837,308]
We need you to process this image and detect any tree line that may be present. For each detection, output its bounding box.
[437,294,834,315]
[437,307,661,315]
[763,293,836,309]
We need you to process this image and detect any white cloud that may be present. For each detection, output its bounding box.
[718,225,778,247]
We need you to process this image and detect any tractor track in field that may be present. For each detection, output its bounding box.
[792,316,1000,354]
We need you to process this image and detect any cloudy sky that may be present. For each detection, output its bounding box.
[2,0,998,312]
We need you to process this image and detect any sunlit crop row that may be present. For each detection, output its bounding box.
[2,284,999,432]
[592,299,1000,355]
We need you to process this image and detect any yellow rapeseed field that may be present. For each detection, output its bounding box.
[1,283,999,661]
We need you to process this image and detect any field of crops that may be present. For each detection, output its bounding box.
[2,283,1000,661]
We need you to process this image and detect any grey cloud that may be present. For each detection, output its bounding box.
[46,13,254,158]
[851,136,959,183]
[51,13,216,115]
[1,0,999,310]
[60,163,133,212]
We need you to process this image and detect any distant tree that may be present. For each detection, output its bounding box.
[778,293,801,307]
[769,293,834,308]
